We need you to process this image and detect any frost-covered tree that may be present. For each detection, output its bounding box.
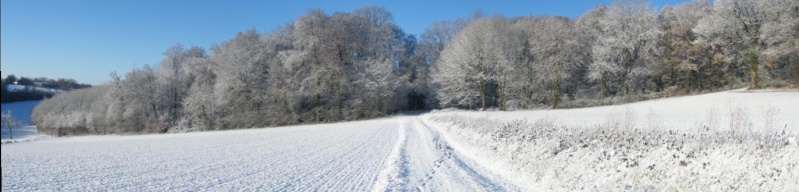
[656,1,712,92]
[417,19,469,109]
[29,3,799,136]
[122,65,162,132]
[434,19,506,110]
[180,56,216,131]
[292,9,333,121]
[532,17,586,108]
[2,110,19,139]
[694,0,770,88]
[506,18,537,109]
[760,0,799,84]
[212,29,271,128]
[486,17,522,110]
[589,0,660,97]
[265,25,303,125]
[158,44,188,128]
[356,59,404,116]
[577,6,609,97]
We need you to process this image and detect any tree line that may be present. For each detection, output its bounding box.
[1,74,92,103]
[32,0,798,135]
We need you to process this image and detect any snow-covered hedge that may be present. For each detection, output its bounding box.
[426,115,799,191]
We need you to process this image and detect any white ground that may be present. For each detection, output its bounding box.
[2,90,797,191]
[444,89,799,133]
[2,117,517,191]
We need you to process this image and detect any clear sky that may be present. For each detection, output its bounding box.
[1,0,690,85]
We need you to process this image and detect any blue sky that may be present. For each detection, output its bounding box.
[1,0,690,85]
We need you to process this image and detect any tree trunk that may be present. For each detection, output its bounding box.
[624,74,631,97]
[709,61,715,92]
[480,79,486,111]
[685,70,691,93]
[794,56,799,84]
[7,124,11,140]
[150,102,159,125]
[282,96,292,124]
[600,75,607,97]
[497,82,505,111]
[337,81,342,120]
[670,59,676,87]
[377,86,383,116]
[623,48,632,97]
[552,79,561,109]
[315,94,321,122]
[749,52,759,89]
[695,71,701,92]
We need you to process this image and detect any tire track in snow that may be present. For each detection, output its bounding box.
[373,119,409,192]
[412,118,520,191]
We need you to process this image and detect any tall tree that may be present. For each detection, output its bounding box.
[418,19,469,108]
[159,44,187,128]
[434,19,505,110]
[657,1,712,92]
[760,0,799,84]
[532,17,586,108]
[695,0,769,88]
[589,0,660,97]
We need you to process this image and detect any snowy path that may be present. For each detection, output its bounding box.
[1,116,516,191]
[375,117,519,192]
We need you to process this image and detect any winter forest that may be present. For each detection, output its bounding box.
[32,0,798,135]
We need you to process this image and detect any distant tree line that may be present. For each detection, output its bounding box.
[32,0,798,135]
[1,74,92,103]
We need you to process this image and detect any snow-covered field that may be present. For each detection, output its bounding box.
[1,117,515,191]
[443,89,799,133]
[2,90,798,191]
[1,101,44,141]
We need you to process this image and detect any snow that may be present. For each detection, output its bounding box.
[1,117,514,191]
[426,114,799,191]
[439,89,799,133]
[1,101,45,142]
[374,117,520,192]
[424,89,799,191]
[2,90,797,191]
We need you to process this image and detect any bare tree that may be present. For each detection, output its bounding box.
[2,110,19,139]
